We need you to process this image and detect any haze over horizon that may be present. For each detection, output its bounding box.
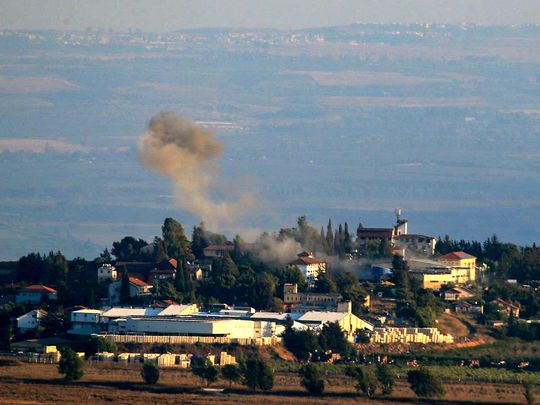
[2,0,540,32]
[0,4,539,259]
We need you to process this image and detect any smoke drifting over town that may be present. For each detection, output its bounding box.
[138,112,254,228]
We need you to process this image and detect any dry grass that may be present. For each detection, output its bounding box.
[0,360,530,405]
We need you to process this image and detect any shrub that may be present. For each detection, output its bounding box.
[376,364,395,395]
[141,361,160,384]
[300,363,325,395]
[58,347,84,381]
[407,368,446,398]
[191,357,218,387]
[221,364,242,388]
[84,336,117,356]
[242,357,274,391]
[346,365,379,398]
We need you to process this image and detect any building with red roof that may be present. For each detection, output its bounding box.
[288,252,327,286]
[16,284,58,304]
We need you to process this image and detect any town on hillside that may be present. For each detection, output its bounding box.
[0,212,539,400]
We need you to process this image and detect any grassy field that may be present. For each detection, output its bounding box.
[0,360,535,404]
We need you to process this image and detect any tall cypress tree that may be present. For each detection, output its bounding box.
[326,219,334,255]
[343,222,352,253]
[120,269,131,304]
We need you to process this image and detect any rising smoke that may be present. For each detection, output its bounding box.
[138,112,254,228]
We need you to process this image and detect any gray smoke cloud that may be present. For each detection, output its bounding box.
[138,112,254,228]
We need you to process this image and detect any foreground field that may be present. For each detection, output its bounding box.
[0,361,533,404]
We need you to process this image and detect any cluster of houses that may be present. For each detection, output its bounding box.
[12,211,531,350]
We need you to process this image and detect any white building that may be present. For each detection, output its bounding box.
[97,264,117,283]
[287,252,327,286]
[393,234,436,256]
[16,309,47,331]
[16,285,58,304]
[69,309,103,335]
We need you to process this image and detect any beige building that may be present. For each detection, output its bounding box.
[438,251,477,281]
[370,327,454,344]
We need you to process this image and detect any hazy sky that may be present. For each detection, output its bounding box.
[1,0,540,32]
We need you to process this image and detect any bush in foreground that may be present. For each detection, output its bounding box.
[242,356,274,391]
[407,368,446,398]
[58,347,83,382]
[141,361,160,384]
[376,364,395,395]
[346,365,379,398]
[300,363,325,395]
[191,357,218,387]
[221,364,242,388]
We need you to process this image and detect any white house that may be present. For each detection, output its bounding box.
[17,309,47,331]
[108,277,153,305]
[69,309,103,335]
[97,264,117,283]
[16,285,58,304]
[288,252,327,286]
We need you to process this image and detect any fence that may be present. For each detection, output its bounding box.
[97,333,279,346]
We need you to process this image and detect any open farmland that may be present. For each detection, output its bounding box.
[0,360,534,404]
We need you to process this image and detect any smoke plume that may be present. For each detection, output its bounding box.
[138,112,253,227]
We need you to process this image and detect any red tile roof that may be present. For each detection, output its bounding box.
[21,284,57,294]
[128,277,151,287]
[439,251,476,261]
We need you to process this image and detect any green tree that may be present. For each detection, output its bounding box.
[253,273,277,310]
[191,357,218,387]
[45,251,68,285]
[377,239,393,258]
[40,308,64,337]
[111,236,148,261]
[347,365,379,398]
[141,361,160,384]
[282,318,319,361]
[313,271,337,294]
[376,364,395,395]
[208,257,239,303]
[318,321,350,355]
[191,223,209,260]
[84,336,117,356]
[391,255,412,302]
[162,218,193,261]
[221,364,242,388]
[17,252,44,283]
[242,357,274,391]
[120,269,131,304]
[326,219,334,255]
[335,272,368,315]
[58,347,84,381]
[407,368,446,398]
[300,363,325,395]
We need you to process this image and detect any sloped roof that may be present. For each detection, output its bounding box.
[297,311,347,324]
[249,312,302,322]
[128,277,151,287]
[289,256,325,266]
[439,251,476,261]
[158,304,196,316]
[20,284,57,294]
[101,307,163,318]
